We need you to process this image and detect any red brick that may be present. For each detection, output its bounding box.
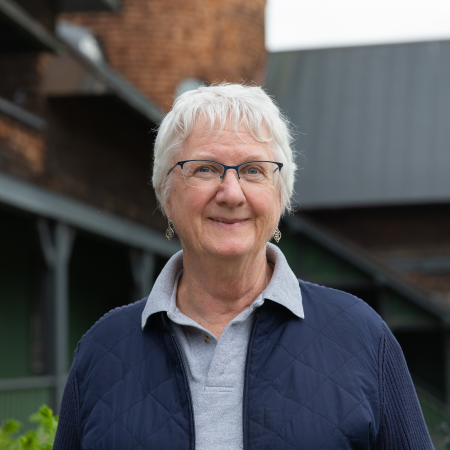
[60,0,266,110]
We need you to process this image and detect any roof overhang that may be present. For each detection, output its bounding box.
[62,52,163,124]
[283,214,450,327]
[41,21,163,124]
[0,0,62,53]
[0,3,161,124]
[0,172,180,258]
[0,96,48,130]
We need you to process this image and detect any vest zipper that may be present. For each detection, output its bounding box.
[242,308,262,450]
[171,332,196,450]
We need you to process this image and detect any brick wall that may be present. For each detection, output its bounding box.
[0,0,266,229]
[0,51,163,230]
[60,0,267,110]
[305,205,450,254]
[44,96,166,231]
[0,54,48,116]
[0,97,165,237]
[0,114,46,179]
[14,0,55,30]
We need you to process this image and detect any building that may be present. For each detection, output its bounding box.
[266,40,450,445]
[0,0,265,424]
[2,1,447,444]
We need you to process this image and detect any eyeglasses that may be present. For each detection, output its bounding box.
[167,160,283,189]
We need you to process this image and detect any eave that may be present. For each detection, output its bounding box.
[283,214,450,327]
[0,0,62,53]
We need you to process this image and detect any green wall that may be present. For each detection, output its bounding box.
[0,388,52,427]
[68,233,136,359]
[0,213,33,379]
[277,231,370,286]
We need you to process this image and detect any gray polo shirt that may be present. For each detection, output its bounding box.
[141,243,304,450]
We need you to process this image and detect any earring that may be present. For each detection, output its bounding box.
[273,227,281,243]
[166,220,174,241]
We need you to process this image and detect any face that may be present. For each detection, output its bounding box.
[164,119,282,261]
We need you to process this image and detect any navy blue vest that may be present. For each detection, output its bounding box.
[75,281,382,449]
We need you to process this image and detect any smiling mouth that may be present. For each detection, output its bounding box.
[209,218,248,225]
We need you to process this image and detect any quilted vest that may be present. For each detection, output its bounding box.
[76,281,383,450]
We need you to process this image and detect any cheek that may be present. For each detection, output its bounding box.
[184,191,210,214]
[173,184,213,222]
[251,190,281,225]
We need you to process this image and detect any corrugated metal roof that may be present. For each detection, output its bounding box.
[265,41,450,209]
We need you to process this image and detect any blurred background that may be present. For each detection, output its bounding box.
[0,0,450,446]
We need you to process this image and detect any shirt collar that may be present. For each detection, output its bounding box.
[141,242,304,329]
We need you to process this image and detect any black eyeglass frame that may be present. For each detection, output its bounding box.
[166,160,284,181]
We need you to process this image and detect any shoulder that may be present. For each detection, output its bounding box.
[75,298,147,364]
[299,280,383,348]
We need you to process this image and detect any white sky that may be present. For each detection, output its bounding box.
[266,0,450,52]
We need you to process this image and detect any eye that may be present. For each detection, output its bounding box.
[243,165,262,176]
[188,162,221,177]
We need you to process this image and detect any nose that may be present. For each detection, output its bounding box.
[215,168,245,207]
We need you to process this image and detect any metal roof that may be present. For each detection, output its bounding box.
[266,41,450,209]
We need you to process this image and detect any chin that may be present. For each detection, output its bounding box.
[204,237,256,259]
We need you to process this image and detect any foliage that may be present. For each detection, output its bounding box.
[0,406,58,450]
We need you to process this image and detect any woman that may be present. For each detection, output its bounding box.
[54,83,432,450]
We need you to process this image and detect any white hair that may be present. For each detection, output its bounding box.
[152,82,296,216]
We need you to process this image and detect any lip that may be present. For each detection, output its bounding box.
[208,217,249,227]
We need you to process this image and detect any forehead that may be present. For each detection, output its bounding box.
[180,118,273,162]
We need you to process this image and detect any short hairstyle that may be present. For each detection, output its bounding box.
[152,82,296,216]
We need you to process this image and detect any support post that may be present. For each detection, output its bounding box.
[37,219,75,412]
[130,249,156,299]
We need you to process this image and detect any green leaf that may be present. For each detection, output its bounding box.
[1,421,21,436]
[0,405,59,450]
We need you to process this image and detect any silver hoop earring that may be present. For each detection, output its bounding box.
[273,227,281,243]
[166,220,174,241]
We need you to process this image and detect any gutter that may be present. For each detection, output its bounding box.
[0,96,48,130]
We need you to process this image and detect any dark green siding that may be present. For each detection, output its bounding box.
[278,229,370,286]
[0,213,33,379]
[0,388,52,427]
[68,233,136,359]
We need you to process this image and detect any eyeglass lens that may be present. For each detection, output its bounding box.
[180,161,280,189]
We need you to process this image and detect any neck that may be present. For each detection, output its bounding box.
[176,246,272,339]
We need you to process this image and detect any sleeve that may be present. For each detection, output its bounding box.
[372,322,434,450]
[53,353,82,450]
